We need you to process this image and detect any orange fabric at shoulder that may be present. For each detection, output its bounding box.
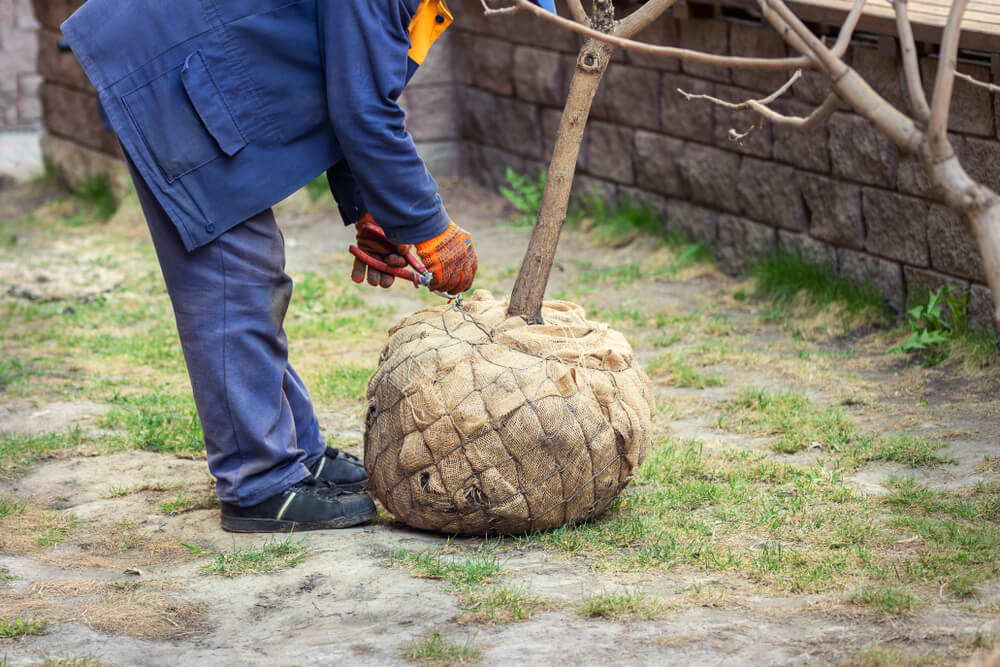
[408,0,453,66]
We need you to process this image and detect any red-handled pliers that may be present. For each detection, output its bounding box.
[349,220,460,302]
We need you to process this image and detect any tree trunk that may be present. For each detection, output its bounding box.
[507,7,615,324]
[968,204,1000,334]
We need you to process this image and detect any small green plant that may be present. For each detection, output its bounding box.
[499,167,545,230]
[305,172,330,202]
[578,589,664,619]
[390,544,503,590]
[0,428,86,480]
[889,286,969,365]
[403,631,481,665]
[75,173,120,222]
[0,617,47,639]
[194,536,308,576]
[851,586,916,617]
[0,497,26,520]
[577,192,662,243]
[158,491,217,515]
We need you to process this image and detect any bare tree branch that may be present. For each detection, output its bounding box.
[928,0,969,160]
[506,0,810,70]
[954,70,1000,94]
[480,0,520,15]
[679,70,802,110]
[891,0,931,122]
[830,0,867,58]
[616,0,677,40]
[566,0,589,24]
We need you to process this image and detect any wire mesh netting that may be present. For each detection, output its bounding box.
[364,290,654,535]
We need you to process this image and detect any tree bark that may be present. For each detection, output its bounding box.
[507,7,615,323]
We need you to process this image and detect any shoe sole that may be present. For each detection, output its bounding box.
[220,508,376,533]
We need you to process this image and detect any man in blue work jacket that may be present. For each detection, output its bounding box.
[62,0,557,533]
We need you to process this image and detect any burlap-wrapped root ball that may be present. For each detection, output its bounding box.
[364,290,654,535]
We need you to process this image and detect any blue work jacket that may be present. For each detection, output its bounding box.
[63,0,555,251]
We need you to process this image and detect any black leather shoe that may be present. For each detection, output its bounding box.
[220,476,375,533]
[309,447,368,491]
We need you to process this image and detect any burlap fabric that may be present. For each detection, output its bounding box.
[364,290,654,535]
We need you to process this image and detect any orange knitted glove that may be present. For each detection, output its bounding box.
[415,221,478,295]
[351,213,409,288]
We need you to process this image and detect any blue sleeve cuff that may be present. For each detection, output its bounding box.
[385,205,451,245]
[326,161,367,226]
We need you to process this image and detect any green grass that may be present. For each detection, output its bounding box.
[389,544,503,589]
[652,242,714,279]
[315,365,374,402]
[0,497,26,520]
[305,173,330,203]
[577,589,664,619]
[0,617,47,639]
[647,354,723,389]
[403,631,481,665]
[158,491,218,515]
[101,480,181,498]
[751,251,885,316]
[851,585,916,617]
[0,428,86,480]
[518,436,1000,597]
[33,511,79,547]
[724,389,953,464]
[194,536,308,576]
[74,174,120,222]
[0,358,43,392]
[499,167,545,230]
[100,393,203,456]
[460,586,550,624]
[846,647,941,666]
[575,192,663,243]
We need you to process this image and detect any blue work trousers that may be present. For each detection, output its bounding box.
[126,155,325,506]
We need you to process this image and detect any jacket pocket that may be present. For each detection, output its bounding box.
[122,51,247,182]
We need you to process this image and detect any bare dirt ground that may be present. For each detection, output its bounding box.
[1,177,998,666]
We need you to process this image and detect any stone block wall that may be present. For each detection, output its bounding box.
[0,0,40,130]
[452,0,998,330]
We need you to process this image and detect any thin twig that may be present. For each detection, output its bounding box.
[831,0,867,58]
[928,0,970,159]
[480,0,520,15]
[678,70,802,110]
[616,0,677,40]
[954,70,1000,94]
[892,0,931,122]
[566,0,588,24]
[506,0,809,71]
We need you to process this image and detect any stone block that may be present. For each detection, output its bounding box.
[737,157,805,230]
[799,173,863,249]
[461,87,542,159]
[862,188,929,266]
[584,121,634,184]
[771,99,830,173]
[592,64,660,131]
[850,42,907,112]
[462,35,514,96]
[624,15,680,71]
[40,82,117,156]
[828,112,897,189]
[401,85,458,142]
[666,199,718,246]
[897,154,936,198]
[31,0,82,30]
[513,46,569,107]
[461,141,526,192]
[660,73,714,143]
[716,214,776,275]
[967,283,996,333]
[837,248,905,313]
[712,85,771,158]
[728,21,787,93]
[922,58,994,137]
[415,140,461,179]
[926,203,987,283]
[680,142,741,213]
[571,174,618,209]
[777,231,837,269]
[961,136,1000,191]
[794,70,836,107]
[408,32,455,87]
[678,18,730,83]
[40,132,128,196]
[472,0,578,52]
[633,129,686,198]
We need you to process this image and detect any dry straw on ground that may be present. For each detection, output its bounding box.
[364,290,654,534]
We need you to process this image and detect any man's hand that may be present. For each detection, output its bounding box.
[415,221,478,295]
[352,214,409,288]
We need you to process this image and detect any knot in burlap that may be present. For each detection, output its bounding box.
[364,290,654,535]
